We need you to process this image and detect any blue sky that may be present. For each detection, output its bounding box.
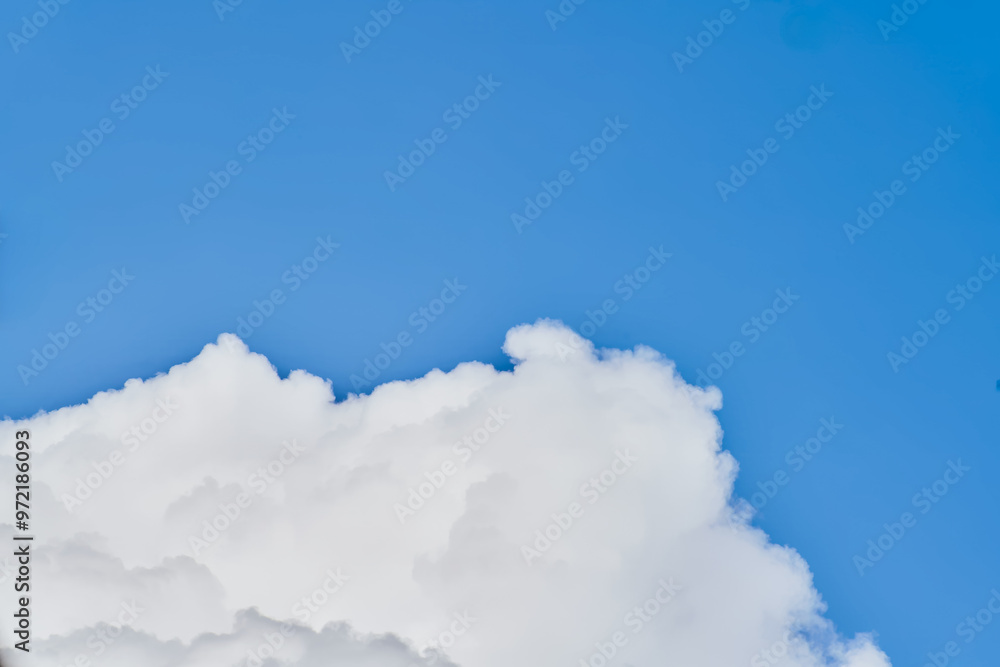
[1,0,998,664]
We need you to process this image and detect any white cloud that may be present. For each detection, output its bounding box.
[0,320,890,667]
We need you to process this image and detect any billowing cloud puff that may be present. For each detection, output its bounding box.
[0,321,890,667]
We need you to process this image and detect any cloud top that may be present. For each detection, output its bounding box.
[1,321,889,667]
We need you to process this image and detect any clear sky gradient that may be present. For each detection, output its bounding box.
[1,1,998,664]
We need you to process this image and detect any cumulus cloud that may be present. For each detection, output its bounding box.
[0,320,890,667]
